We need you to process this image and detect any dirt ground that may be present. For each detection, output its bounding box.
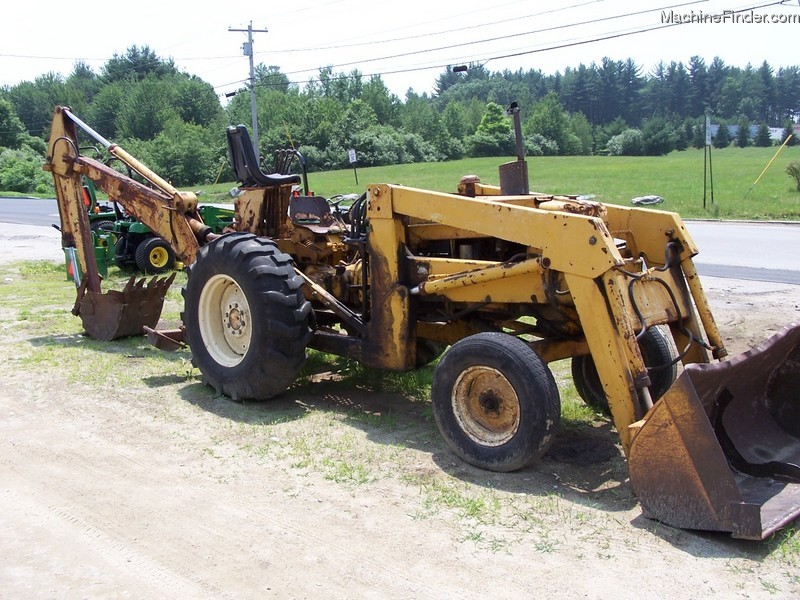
[1,234,800,599]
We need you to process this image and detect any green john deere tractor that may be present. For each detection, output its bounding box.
[113,204,234,274]
[70,177,235,278]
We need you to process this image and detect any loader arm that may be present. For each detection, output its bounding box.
[363,180,800,539]
[366,183,725,453]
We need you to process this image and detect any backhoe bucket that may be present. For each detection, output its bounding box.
[629,324,800,540]
[77,274,176,342]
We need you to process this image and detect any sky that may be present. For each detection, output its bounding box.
[2,0,799,102]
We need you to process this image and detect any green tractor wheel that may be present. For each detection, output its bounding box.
[135,237,175,274]
[90,219,115,233]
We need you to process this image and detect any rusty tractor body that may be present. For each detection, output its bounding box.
[45,106,800,539]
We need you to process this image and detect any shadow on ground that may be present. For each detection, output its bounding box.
[174,368,639,519]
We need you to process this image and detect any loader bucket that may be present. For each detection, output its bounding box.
[77,274,176,342]
[629,323,800,540]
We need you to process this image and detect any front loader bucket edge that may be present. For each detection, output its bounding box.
[629,323,800,540]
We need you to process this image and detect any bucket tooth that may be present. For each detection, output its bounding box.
[629,324,800,540]
[78,273,176,341]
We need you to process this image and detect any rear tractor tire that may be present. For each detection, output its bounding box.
[182,233,312,401]
[431,332,561,472]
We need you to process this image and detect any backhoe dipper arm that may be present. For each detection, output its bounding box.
[44,106,203,269]
[45,107,103,293]
[73,155,201,265]
[44,106,208,342]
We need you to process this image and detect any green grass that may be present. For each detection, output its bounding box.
[15,146,800,219]
[188,146,800,221]
[521,147,800,220]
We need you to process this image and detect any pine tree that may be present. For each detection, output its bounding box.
[713,120,731,148]
[754,123,772,147]
[782,122,797,146]
[692,118,707,148]
[735,116,750,147]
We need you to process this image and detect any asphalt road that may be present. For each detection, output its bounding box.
[0,196,59,227]
[685,220,800,284]
[1,196,798,284]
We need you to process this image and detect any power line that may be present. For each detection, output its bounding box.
[260,0,612,56]
[0,1,592,73]
[259,0,789,89]
[479,0,790,66]
[260,0,712,80]
[0,0,694,77]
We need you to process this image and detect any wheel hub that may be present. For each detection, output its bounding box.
[478,391,501,416]
[225,304,246,335]
[198,274,252,367]
[150,247,168,268]
[451,366,520,446]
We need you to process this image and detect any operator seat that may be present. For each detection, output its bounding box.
[289,195,342,234]
[226,125,302,188]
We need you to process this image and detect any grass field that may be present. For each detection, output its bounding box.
[193,145,800,221]
[5,146,799,220]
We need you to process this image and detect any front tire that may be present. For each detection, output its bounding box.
[182,233,312,400]
[431,332,561,472]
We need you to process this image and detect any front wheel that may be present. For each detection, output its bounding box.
[431,332,561,472]
[182,233,312,400]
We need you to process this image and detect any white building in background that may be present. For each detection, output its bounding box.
[770,127,786,141]
[708,123,794,143]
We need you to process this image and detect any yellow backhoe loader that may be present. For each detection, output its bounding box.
[45,105,800,539]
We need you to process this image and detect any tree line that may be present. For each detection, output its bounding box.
[0,46,798,193]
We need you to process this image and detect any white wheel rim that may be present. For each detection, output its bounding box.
[451,366,520,446]
[198,274,252,367]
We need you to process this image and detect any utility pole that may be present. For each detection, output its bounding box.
[229,21,268,155]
